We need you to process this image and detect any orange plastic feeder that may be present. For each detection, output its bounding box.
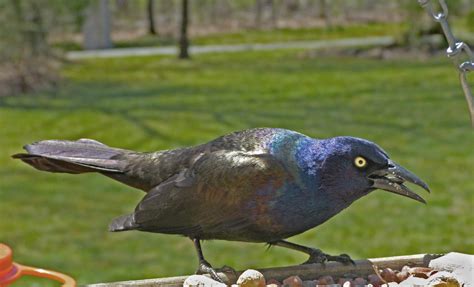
[0,243,76,287]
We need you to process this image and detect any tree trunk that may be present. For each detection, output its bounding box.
[28,1,48,56]
[255,0,263,28]
[178,0,189,59]
[210,0,217,25]
[147,0,157,35]
[82,0,112,50]
[318,0,331,28]
[270,0,278,28]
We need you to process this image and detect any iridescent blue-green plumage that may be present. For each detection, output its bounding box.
[13,128,425,244]
[14,127,430,279]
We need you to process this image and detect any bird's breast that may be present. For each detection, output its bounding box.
[240,181,344,241]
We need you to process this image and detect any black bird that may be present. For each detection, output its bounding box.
[13,128,430,281]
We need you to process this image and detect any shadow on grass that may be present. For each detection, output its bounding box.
[0,81,305,138]
[0,77,434,141]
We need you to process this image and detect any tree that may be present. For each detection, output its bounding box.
[82,0,112,50]
[178,0,190,59]
[255,0,263,28]
[0,1,57,95]
[270,0,278,28]
[255,0,278,29]
[147,0,157,35]
[318,0,331,29]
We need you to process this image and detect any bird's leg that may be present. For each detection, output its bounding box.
[192,238,224,282]
[271,240,355,265]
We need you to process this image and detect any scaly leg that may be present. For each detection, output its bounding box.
[192,238,224,282]
[270,240,355,265]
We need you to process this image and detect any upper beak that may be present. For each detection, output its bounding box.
[368,160,430,204]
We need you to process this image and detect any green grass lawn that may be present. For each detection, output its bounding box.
[0,49,473,286]
[192,23,405,45]
[53,22,405,51]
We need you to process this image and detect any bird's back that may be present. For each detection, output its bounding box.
[112,128,287,191]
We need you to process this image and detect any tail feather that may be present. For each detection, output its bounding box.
[13,139,126,174]
[24,139,121,159]
[109,214,138,232]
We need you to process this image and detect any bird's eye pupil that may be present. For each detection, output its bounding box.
[354,156,367,168]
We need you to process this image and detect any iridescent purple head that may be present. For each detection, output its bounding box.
[302,136,430,204]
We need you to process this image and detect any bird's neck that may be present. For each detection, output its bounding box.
[269,132,326,188]
[268,133,356,231]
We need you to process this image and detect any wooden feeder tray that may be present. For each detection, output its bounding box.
[87,253,443,286]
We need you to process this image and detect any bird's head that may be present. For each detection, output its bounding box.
[314,136,430,204]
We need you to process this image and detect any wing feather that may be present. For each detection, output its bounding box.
[129,150,291,239]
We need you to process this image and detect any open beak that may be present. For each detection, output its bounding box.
[368,160,430,204]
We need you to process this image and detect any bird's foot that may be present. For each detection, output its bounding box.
[216,265,237,277]
[302,248,327,264]
[303,249,355,265]
[196,260,225,283]
[325,253,355,265]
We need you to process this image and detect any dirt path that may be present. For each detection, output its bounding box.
[66,36,395,60]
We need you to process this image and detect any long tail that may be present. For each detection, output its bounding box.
[12,139,127,174]
[13,138,149,232]
[108,214,138,232]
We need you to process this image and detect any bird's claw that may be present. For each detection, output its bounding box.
[326,253,356,265]
[303,248,328,264]
[196,260,224,283]
[303,249,355,265]
[216,265,237,277]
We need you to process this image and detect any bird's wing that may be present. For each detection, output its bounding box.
[130,149,292,238]
[114,128,280,191]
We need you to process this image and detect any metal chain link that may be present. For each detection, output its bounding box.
[418,0,474,126]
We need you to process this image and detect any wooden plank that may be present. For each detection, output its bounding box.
[87,253,442,287]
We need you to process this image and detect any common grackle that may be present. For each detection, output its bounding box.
[13,128,429,281]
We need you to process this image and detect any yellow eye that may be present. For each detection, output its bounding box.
[354,156,367,168]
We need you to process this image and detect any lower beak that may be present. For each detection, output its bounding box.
[368,160,430,204]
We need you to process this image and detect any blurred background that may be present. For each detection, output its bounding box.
[0,0,473,285]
